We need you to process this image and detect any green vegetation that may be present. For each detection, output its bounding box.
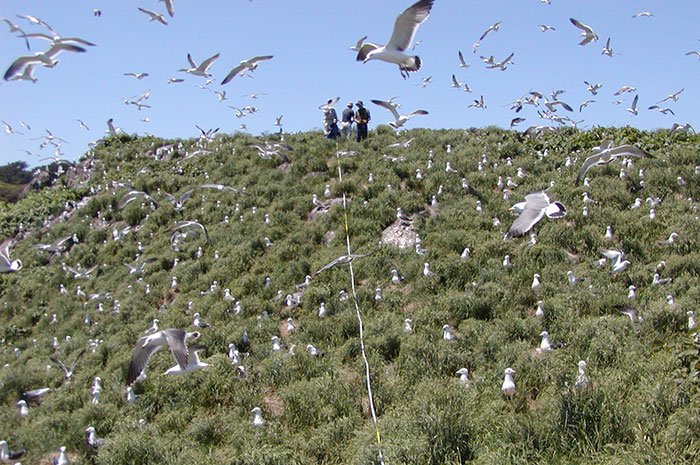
[0,126,698,464]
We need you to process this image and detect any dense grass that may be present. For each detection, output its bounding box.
[0,126,699,464]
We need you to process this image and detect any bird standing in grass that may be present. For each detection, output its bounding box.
[501,368,516,396]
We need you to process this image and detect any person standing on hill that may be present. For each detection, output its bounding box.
[340,102,355,139]
[355,100,370,142]
[322,99,339,139]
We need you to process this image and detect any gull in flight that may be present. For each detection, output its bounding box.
[50,349,86,384]
[2,121,22,135]
[632,11,653,18]
[538,24,555,32]
[601,38,619,57]
[505,190,566,238]
[221,55,273,84]
[356,0,435,78]
[685,51,700,59]
[475,21,502,50]
[575,139,652,184]
[451,74,464,88]
[4,42,86,81]
[179,52,220,77]
[457,50,469,68]
[0,239,21,272]
[371,99,428,128]
[163,344,209,375]
[656,88,684,104]
[126,329,201,384]
[625,94,639,115]
[349,35,368,52]
[62,263,99,279]
[124,72,149,79]
[160,0,175,17]
[614,85,636,95]
[599,249,630,273]
[647,105,674,115]
[570,18,598,45]
[584,81,602,95]
[137,7,168,25]
[468,95,486,109]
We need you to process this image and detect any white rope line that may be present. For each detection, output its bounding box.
[336,153,385,465]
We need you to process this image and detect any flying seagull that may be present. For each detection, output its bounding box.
[4,42,86,80]
[171,220,211,243]
[570,18,598,45]
[221,55,273,84]
[356,0,435,78]
[656,88,684,104]
[137,7,168,25]
[163,344,209,375]
[179,52,220,77]
[50,349,86,384]
[599,249,630,273]
[457,50,469,68]
[626,94,639,115]
[505,190,566,239]
[0,238,22,272]
[575,140,652,184]
[371,99,428,128]
[160,0,175,17]
[126,329,201,384]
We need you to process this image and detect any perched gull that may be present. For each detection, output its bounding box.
[537,331,553,353]
[505,191,566,238]
[192,313,210,329]
[17,400,29,417]
[404,318,413,333]
[531,273,541,290]
[574,360,589,389]
[126,329,201,385]
[570,18,598,45]
[0,238,22,272]
[371,99,428,128]
[55,446,70,465]
[442,324,457,341]
[85,426,105,448]
[575,140,652,184]
[251,407,264,426]
[355,0,435,78]
[306,344,323,356]
[179,52,220,77]
[501,368,516,396]
[456,368,471,388]
[221,55,273,84]
[0,440,26,462]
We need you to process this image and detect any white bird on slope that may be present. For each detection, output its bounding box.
[501,367,516,396]
[221,55,273,84]
[371,99,428,128]
[179,52,220,77]
[355,0,435,78]
[505,191,566,238]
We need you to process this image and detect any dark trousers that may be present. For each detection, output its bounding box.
[356,123,368,141]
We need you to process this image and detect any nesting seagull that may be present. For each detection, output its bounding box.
[126,329,201,384]
[570,18,598,45]
[575,140,652,184]
[355,0,435,78]
[505,190,566,238]
[221,55,273,84]
[371,99,428,128]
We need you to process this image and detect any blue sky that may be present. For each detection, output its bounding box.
[1,0,698,167]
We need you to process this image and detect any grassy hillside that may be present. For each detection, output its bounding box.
[0,126,699,465]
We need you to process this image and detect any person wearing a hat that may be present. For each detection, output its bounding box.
[340,101,355,139]
[354,100,371,142]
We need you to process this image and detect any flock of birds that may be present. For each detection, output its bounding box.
[0,1,698,463]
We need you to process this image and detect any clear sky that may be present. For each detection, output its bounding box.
[1,0,698,167]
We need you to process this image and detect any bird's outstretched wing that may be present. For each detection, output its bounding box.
[385,0,434,52]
